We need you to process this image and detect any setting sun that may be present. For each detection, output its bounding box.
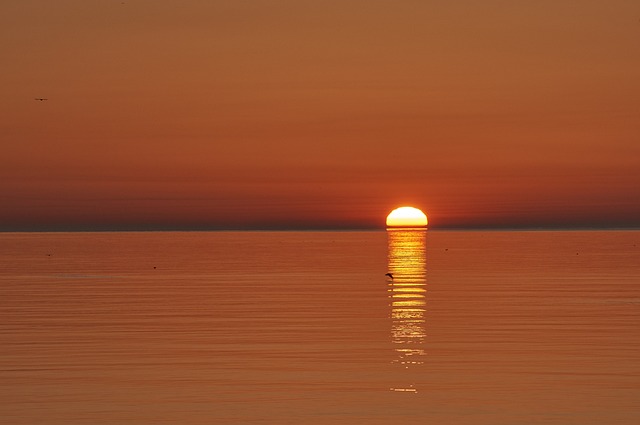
[386,206,428,228]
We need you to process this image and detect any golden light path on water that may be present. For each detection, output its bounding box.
[387,228,427,393]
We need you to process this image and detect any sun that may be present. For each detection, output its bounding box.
[386,206,428,228]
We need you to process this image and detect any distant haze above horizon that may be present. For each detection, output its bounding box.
[1,1,639,231]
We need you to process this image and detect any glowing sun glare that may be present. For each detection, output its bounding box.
[386,206,428,228]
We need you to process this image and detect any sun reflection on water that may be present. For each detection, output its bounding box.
[387,228,427,393]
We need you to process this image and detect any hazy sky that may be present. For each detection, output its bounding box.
[1,0,639,230]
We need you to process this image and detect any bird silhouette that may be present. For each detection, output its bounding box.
[385,272,394,280]
[34,98,48,101]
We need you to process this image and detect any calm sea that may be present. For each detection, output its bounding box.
[1,230,639,424]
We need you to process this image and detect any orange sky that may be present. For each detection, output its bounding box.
[1,1,639,230]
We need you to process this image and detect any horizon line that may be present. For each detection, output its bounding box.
[1,225,639,233]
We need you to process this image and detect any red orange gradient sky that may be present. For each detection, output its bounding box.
[1,1,639,230]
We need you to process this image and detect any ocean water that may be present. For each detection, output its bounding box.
[1,230,639,424]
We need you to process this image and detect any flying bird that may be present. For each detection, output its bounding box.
[385,273,394,280]
[34,98,48,101]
